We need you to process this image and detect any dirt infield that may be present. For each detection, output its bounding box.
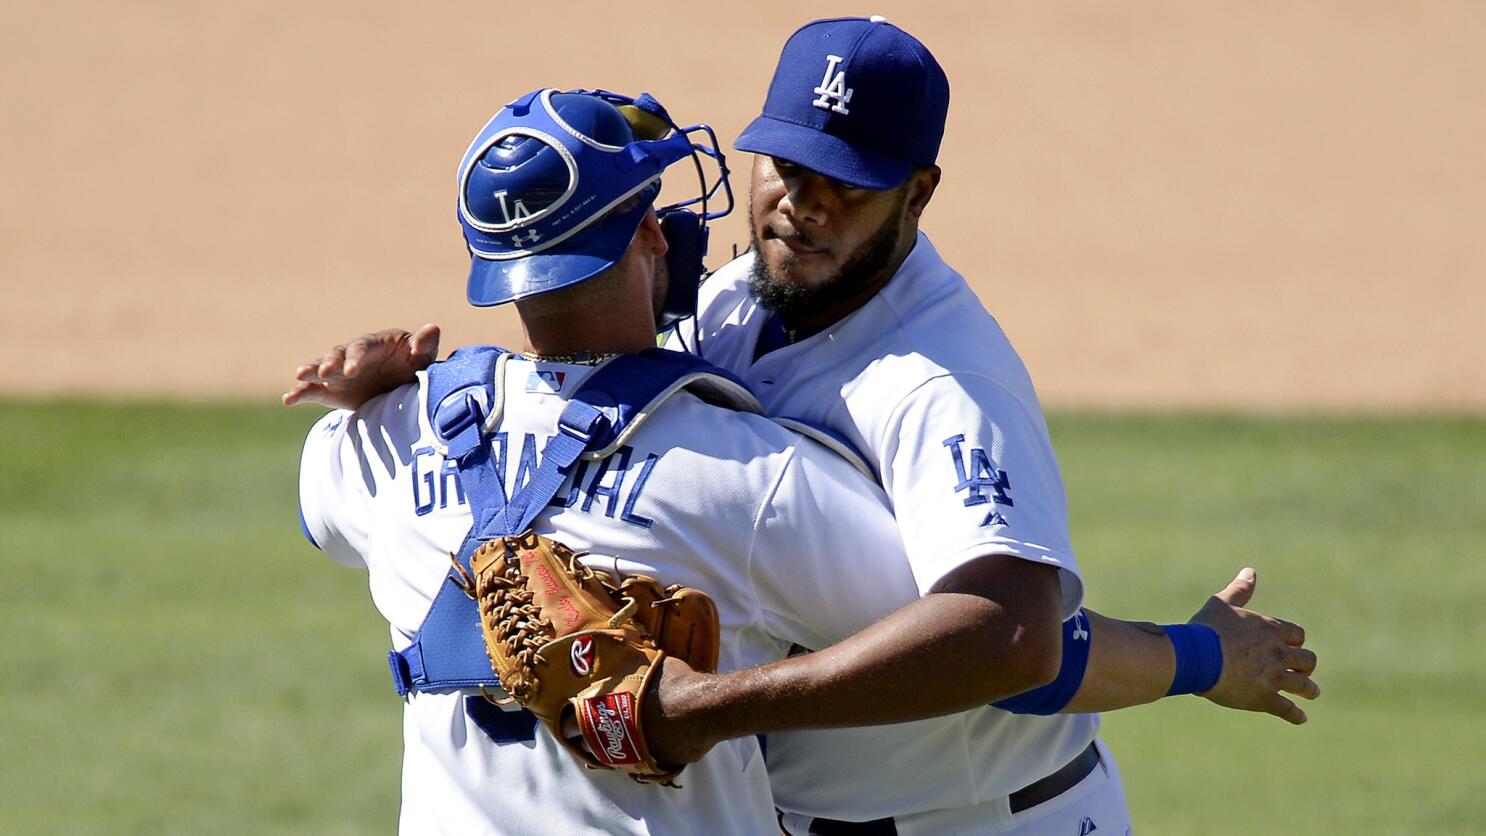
[2,2,1481,409]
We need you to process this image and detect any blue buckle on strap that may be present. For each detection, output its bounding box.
[388,650,414,698]
[556,398,614,449]
[437,393,484,439]
[557,413,601,445]
[435,391,488,462]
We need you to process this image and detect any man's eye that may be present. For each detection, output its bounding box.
[771,157,799,172]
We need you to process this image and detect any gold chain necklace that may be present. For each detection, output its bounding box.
[519,351,619,365]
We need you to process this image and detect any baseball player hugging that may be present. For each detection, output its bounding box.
[290,17,1319,836]
[297,87,924,835]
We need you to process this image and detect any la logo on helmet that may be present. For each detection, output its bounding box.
[812,54,853,115]
[489,190,537,227]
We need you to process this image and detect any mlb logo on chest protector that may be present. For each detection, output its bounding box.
[526,370,567,393]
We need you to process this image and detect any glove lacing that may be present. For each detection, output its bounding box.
[459,537,643,707]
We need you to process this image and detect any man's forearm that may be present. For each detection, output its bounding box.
[651,556,1064,758]
[1060,611,1174,713]
[1037,569,1319,723]
[693,594,1055,738]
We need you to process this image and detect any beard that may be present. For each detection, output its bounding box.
[747,189,908,324]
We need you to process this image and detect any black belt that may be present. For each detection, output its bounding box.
[806,741,1102,835]
[1008,740,1101,813]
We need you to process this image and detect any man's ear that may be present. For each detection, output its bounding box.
[907,165,941,219]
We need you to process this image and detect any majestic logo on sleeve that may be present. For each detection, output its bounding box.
[812,54,853,114]
[943,434,1014,527]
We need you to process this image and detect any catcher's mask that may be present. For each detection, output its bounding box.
[456,88,732,328]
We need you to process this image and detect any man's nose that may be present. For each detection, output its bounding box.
[779,172,833,227]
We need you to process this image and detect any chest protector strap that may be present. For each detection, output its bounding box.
[387,346,761,697]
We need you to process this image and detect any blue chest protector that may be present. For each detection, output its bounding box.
[386,345,762,699]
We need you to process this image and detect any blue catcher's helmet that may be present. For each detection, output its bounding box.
[456,88,732,310]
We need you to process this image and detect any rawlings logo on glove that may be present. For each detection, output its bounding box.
[570,637,596,676]
[457,530,719,785]
[581,692,642,766]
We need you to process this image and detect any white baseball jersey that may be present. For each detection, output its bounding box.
[298,356,921,835]
[679,233,1103,829]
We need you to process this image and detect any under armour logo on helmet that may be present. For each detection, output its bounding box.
[511,229,542,248]
[812,55,853,115]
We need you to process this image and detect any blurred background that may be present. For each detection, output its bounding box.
[1,1,1482,833]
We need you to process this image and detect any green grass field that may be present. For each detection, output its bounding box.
[2,402,1482,834]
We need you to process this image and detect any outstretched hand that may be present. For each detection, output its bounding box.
[1192,567,1320,724]
[282,324,441,410]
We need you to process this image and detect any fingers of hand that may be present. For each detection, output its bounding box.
[1282,645,1318,675]
[282,383,307,406]
[343,338,375,377]
[411,324,442,367]
[1215,567,1257,607]
[282,381,329,407]
[1274,669,1321,701]
[1263,693,1308,725]
[1268,617,1306,647]
[316,346,348,380]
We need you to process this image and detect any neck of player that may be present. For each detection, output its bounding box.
[514,253,662,359]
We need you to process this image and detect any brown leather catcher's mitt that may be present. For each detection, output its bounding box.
[465,530,720,784]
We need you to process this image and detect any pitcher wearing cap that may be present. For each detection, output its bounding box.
[678,18,1130,832]
[657,18,1315,834]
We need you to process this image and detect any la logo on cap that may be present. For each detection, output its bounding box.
[736,15,948,190]
[809,16,889,116]
[812,54,853,114]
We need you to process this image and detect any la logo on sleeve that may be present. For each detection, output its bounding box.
[942,434,1015,527]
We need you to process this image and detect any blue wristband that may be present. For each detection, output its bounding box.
[1162,623,1224,695]
[993,610,1093,715]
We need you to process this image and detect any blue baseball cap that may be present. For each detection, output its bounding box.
[735,16,950,190]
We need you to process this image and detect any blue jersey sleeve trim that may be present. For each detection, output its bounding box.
[298,506,321,550]
[993,609,1092,715]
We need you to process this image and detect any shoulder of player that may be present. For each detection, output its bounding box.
[630,386,803,452]
[350,380,425,436]
[305,381,425,470]
[850,290,1040,425]
[883,370,1045,433]
[624,389,871,489]
[877,273,1021,377]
